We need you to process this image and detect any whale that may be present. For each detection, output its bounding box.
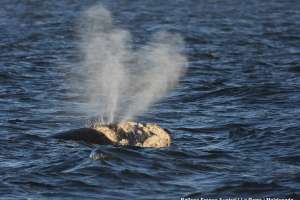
[52,122,171,148]
[52,128,114,145]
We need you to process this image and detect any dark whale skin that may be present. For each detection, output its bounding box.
[52,128,113,145]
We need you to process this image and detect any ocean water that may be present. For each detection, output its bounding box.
[0,0,300,199]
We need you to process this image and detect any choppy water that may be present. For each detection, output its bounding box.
[1,0,300,199]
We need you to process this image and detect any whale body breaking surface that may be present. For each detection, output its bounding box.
[53,122,171,148]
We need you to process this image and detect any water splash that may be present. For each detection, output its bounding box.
[79,4,187,124]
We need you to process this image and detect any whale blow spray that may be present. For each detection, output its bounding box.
[79,5,187,124]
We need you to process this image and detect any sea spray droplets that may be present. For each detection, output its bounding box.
[79,5,187,123]
[123,32,187,120]
[80,5,131,123]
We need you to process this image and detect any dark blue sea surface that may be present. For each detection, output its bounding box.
[1,0,300,199]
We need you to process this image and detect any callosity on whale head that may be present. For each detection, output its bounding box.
[93,121,171,148]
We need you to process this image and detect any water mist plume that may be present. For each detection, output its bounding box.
[79,5,187,124]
